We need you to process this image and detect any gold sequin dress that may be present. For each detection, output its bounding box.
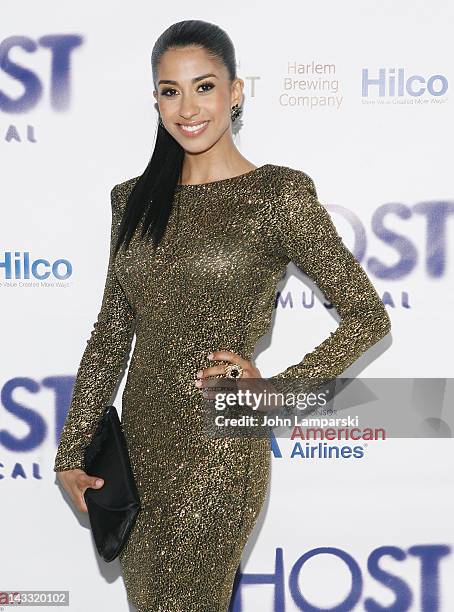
[53,164,391,611]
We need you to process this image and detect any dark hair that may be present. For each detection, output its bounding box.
[113,20,238,256]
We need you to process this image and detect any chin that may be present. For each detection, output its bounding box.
[172,133,219,154]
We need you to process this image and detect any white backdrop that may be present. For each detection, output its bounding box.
[1,1,453,610]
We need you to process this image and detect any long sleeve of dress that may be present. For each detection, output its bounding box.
[269,171,391,394]
[53,185,136,472]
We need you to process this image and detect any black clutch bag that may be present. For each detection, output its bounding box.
[83,404,141,562]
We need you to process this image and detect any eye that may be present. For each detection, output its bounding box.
[160,87,178,97]
[198,81,215,93]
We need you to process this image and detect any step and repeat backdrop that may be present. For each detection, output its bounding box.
[1,2,453,611]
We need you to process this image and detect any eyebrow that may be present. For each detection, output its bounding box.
[157,73,218,86]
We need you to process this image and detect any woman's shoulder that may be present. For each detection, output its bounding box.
[265,163,317,197]
[111,175,141,203]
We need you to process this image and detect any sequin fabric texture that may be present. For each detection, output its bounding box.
[53,164,391,611]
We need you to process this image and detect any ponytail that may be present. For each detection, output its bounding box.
[113,19,238,256]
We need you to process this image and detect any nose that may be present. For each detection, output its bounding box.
[178,95,200,121]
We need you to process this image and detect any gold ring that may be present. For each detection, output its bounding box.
[224,363,243,379]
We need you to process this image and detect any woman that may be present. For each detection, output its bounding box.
[54,19,391,612]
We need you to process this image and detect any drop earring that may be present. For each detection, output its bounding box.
[230,104,242,123]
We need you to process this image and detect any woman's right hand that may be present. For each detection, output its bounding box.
[56,469,104,513]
